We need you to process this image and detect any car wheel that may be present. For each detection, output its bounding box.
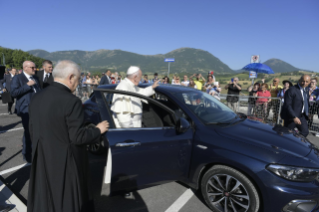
[201,165,260,212]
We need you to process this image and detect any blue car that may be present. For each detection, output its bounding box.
[83,84,319,212]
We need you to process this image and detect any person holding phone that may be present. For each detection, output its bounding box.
[225,77,241,112]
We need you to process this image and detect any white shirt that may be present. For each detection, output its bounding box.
[181,81,189,86]
[111,78,155,114]
[298,84,305,113]
[23,71,38,93]
[43,71,50,81]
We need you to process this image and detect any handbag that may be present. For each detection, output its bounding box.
[1,92,13,104]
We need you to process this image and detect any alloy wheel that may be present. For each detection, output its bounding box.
[206,174,250,212]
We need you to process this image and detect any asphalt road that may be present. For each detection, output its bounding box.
[1,102,319,212]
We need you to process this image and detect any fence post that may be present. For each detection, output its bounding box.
[277,98,282,125]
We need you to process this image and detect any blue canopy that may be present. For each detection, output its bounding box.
[242,63,274,74]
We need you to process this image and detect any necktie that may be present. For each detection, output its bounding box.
[303,89,309,116]
[30,76,40,93]
[44,74,49,83]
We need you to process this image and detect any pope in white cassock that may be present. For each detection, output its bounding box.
[111,66,160,128]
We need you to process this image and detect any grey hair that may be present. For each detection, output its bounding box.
[52,60,80,79]
[234,77,239,81]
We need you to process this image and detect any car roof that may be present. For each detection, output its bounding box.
[97,83,198,94]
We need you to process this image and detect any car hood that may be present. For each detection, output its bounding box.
[214,118,314,158]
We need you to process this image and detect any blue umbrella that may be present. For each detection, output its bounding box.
[242,63,274,74]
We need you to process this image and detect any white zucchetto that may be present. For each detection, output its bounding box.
[127,66,140,75]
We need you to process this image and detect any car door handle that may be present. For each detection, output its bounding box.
[115,142,141,147]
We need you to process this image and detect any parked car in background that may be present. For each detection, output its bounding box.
[83,84,319,212]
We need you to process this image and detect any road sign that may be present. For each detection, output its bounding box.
[251,55,260,63]
[164,58,175,62]
[249,71,257,79]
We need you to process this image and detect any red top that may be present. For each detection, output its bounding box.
[256,90,271,104]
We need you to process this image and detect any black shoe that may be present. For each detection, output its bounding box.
[8,111,12,115]
[0,204,15,212]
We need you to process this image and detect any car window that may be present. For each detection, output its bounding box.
[102,92,175,129]
[176,91,237,124]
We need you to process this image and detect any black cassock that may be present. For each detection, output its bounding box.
[27,82,101,212]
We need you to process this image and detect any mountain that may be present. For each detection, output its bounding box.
[263,59,299,73]
[27,48,234,74]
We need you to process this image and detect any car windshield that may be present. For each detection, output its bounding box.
[176,91,237,124]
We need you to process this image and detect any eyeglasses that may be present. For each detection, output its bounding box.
[29,67,35,69]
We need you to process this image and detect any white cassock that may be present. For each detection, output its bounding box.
[111,78,155,128]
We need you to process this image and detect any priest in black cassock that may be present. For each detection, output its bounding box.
[27,60,109,212]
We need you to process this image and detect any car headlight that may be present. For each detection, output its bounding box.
[267,164,319,182]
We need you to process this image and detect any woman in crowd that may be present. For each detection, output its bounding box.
[172,76,181,85]
[277,80,293,103]
[162,76,170,84]
[277,80,293,126]
[95,75,101,85]
[188,79,197,89]
[209,82,222,100]
[85,75,93,95]
[309,78,319,133]
[247,82,260,116]
[204,75,215,93]
[255,83,271,122]
[143,74,149,83]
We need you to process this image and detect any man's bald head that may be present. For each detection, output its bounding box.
[23,61,36,75]
[299,74,311,88]
[273,78,280,86]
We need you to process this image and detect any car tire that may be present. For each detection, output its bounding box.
[201,165,260,212]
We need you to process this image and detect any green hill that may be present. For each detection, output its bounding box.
[263,59,299,73]
[28,48,234,74]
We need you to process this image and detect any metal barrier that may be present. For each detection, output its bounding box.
[219,94,319,133]
[219,94,282,125]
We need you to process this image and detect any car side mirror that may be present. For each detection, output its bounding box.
[176,117,190,134]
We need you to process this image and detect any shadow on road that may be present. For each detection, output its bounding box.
[0,150,22,167]
[0,121,22,133]
[89,151,148,212]
[0,166,31,205]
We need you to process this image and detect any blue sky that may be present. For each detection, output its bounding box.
[1,0,318,71]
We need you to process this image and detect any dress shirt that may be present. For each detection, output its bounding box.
[297,84,305,113]
[23,71,38,93]
[43,71,50,81]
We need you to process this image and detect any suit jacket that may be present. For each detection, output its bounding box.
[27,82,101,212]
[0,74,14,92]
[281,84,309,120]
[99,75,110,85]
[10,73,40,116]
[36,70,54,89]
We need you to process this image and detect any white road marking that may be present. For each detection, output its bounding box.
[0,113,11,116]
[0,179,27,212]
[0,127,23,134]
[0,163,31,176]
[165,189,194,212]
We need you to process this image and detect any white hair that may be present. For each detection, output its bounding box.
[52,60,80,79]
[127,71,140,79]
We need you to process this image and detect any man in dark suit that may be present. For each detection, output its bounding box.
[281,75,311,137]
[11,61,41,163]
[0,68,17,114]
[99,69,111,85]
[27,60,109,212]
[35,60,53,89]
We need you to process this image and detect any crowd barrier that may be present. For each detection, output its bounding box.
[219,94,319,134]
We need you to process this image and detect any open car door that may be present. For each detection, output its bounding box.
[94,89,193,195]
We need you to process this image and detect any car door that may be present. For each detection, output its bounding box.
[94,89,193,194]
